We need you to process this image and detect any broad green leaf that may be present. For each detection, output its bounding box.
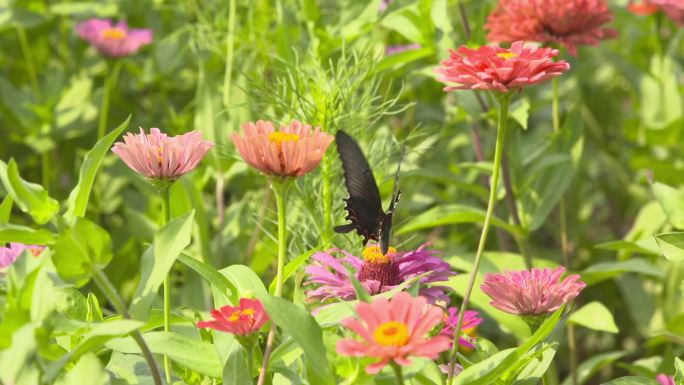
[52,218,112,287]
[221,264,268,298]
[675,357,683,383]
[568,301,619,333]
[581,259,664,286]
[0,223,55,245]
[130,210,195,319]
[510,97,531,130]
[655,233,684,262]
[0,324,38,385]
[601,377,660,385]
[107,331,222,378]
[0,158,59,225]
[396,204,521,236]
[178,252,238,304]
[653,182,684,230]
[513,342,558,384]
[594,240,660,257]
[106,352,155,385]
[268,248,315,294]
[560,351,626,385]
[54,353,108,385]
[223,345,250,385]
[0,195,12,222]
[258,294,334,385]
[64,115,131,222]
[640,56,683,129]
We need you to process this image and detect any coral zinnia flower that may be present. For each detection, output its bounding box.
[197,298,269,336]
[628,1,660,15]
[336,292,452,374]
[441,307,484,349]
[485,0,617,56]
[0,243,44,269]
[112,128,213,181]
[305,244,454,304]
[75,18,152,58]
[436,41,570,93]
[481,267,586,315]
[656,374,675,385]
[231,120,334,178]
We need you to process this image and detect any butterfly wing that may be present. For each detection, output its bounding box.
[333,131,384,245]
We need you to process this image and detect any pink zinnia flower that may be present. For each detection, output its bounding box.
[0,243,44,269]
[485,0,618,56]
[436,41,570,93]
[439,363,464,375]
[231,120,333,178]
[650,0,684,24]
[112,128,213,181]
[656,374,675,385]
[385,43,421,56]
[441,307,484,349]
[481,267,586,315]
[197,298,269,336]
[336,292,451,374]
[75,18,152,58]
[305,244,454,304]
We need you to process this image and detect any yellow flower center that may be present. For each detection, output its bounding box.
[28,247,43,257]
[361,245,396,264]
[102,28,127,40]
[496,52,518,59]
[227,308,255,322]
[268,132,300,145]
[373,321,410,346]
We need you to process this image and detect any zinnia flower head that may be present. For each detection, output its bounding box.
[75,18,152,58]
[305,244,454,304]
[441,307,484,349]
[485,0,618,56]
[656,374,675,385]
[650,0,684,24]
[112,128,213,182]
[231,120,334,178]
[0,243,45,269]
[336,292,452,374]
[481,267,586,315]
[197,298,269,337]
[628,1,661,15]
[436,41,570,93]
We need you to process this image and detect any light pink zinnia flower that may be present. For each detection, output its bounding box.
[656,374,676,385]
[650,0,684,24]
[485,0,618,56]
[436,41,570,93]
[305,244,454,304]
[112,128,213,181]
[441,307,484,349]
[231,120,334,178]
[0,243,44,269]
[385,43,421,56]
[336,292,452,374]
[481,267,586,315]
[75,18,152,58]
[197,298,269,336]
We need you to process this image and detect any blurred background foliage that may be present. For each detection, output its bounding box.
[0,0,683,383]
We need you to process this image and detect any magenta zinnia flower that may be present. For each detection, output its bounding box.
[197,298,269,336]
[75,18,152,58]
[485,0,617,56]
[231,120,334,178]
[436,41,570,93]
[481,267,586,315]
[336,292,452,374]
[305,244,454,304]
[0,243,44,269]
[441,307,484,349]
[656,374,675,385]
[112,128,213,181]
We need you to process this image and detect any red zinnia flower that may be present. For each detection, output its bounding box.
[197,298,269,336]
[485,0,618,56]
[436,41,570,93]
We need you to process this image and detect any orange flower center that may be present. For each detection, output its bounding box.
[496,52,518,59]
[27,247,43,257]
[373,321,410,346]
[228,307,255,322]
[102,28,127,40]
[361,245,396,264]
[268,131,300,146]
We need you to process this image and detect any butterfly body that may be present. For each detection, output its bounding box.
[333,130,401,255]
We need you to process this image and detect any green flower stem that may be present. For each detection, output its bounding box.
[446,94,511,385]
[91,268,162,385]
[98,60,122,141]
[158,186,173,384]
[246,343,254,382]
[391,362,404,385]
[16,26,39,98]
[321,153,333,246]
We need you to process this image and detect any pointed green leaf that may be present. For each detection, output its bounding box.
[568,301,619,333]
[52,218,112,287]
[0,158,59,225]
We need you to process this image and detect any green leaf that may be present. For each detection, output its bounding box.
[675,357,683,383]
[653,182,684,230]
[349,274,372,303]
[223,345,250,385]
[107,331,222,378]
[601,377,660,385]
[52,218,112,288]
[510,97,531,130]
[568,301,619,333]
[0,223,55,245]
[0,195,12,222]
[454,307,565,385]
[581,259,664,286]
[655,233,684,263]
[0,158,59,225]
[54,353,108,385]
[268,248,315,294]
[396,204,521,236]
[258,294,334,385]
[178,252,238,304]
[221,264,268,299]
[64,116,131,223]
[130,210,195,319]
[513,343,558,384]
[640,56,683,129]
[560,351,626,385]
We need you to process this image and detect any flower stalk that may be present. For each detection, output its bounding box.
[391,362,404,385]
[98,60,122,141]
[158,185,173,384]
[446,94,511,385]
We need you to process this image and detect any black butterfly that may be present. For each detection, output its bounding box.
[333,130,401,255]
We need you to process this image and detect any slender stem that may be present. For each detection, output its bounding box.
[456,0,472,41]
[256,328,275,385]
[158,186,172,384]
[97,60,122,141]
[246,343,254,382]
[321,153,333,245]
[391,363,404,385]
[91,268,163,385]
[16,26,40,98]
[41,150,50,193]
[552,78,560,133]
[447,95,511,385]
